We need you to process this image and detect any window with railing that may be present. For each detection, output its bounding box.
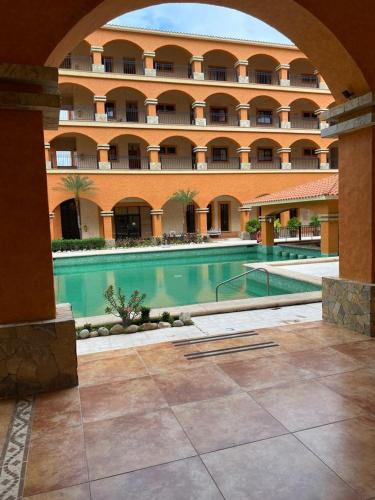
[103,56,113,72]
[210,108,228,123]
[255,70,273,84]
[206,66,227,81]
[256,110,274,126]
[290,73,318,88]
[258,148,273,162]
[212,147,228,161]
[160,145,177,155]
[123,58,136,74]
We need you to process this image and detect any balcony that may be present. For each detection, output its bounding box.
[155,64,192,79]
[207,157,240,169]
[248,70,279,85]
[59,56,92,72]
[290,74,319,88]
[51,152,98,169]
[291,157,320,169]
[107,110,147,123]
[250,158,281,169]
[157,112,193,125]
[103,59,144,75]
[110,156,149,170]
[59,107,95,121]
[204,68,237,82]
[290,117,319,129]
[160,156,195,170]
[206,113,239,126]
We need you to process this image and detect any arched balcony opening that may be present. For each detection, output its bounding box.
[102,39,144,75]
[248,54,280,85]
[289,58,318,88]
[329,140,339,169]
[159,136,196,170]
[156,90,194,125]
[50,133,98,170]
[53,198,102,240]
[105,87,147,123]
[205,93,240,126]
[59,40,92,71]
[290,139,320,169]
[203,50,237,82]
[250,138,282,169]
[289,98,319,129]
[154,45,193,79]
[59,83,95,121]
[109,134,149,170]
[206,195,242,236]
[206,137,241,170]
[249,95,281,128]
[112,197,153,239]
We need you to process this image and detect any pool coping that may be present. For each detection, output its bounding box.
[74,257,336,328]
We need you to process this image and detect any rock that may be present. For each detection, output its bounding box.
[173,320,184,327]
[109,324,125,335]
[79,329,90,339]
[183,319,194,326]
[158,321,171,329]
[89,330,99,338]
[98,326,110,336]
[125,324,139,334]
[179,312,191,323]
[139,322,158,331]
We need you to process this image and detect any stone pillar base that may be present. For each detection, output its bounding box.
[240,162,251,170]
[0,304,78,398]
[196,162,207,170]
[194,118,206,126]
[193,72,204,80]
[322,277,375,336]
[145,68,156,77]
[92,64,105,73]
[238,75,249,84]
[279,79,290,86]
[239,120,250,127]
[149,162,161,170]
[281,162,292,169]
[147,115,159,125]
[45,160,51,169]
[95,113,107,122]
[280,121,291,129]
[98,161,111,170]
[105,239,115,248]
[319,163,330,170]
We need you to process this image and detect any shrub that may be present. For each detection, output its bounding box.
[309,215,320,227]
[160,311,173,324]
[286,217,302,229]
[140,306,151,323]
[104,285,146,326]
[52,238,105,252]
[274,218,281,231]
[246,219,260,234]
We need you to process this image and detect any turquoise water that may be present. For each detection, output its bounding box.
[54,246,321,318]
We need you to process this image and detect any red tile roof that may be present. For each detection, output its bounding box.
[245,174,338,206]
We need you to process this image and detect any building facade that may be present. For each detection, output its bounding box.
[45,25,338,242]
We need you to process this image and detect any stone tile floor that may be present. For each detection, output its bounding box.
[2,321,375,499]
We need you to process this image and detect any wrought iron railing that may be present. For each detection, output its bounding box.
[51,152,98,170]
[204,68,237,82]
[107,110,146,123]
[59,107,95,121]
[160,156,195,170]
[110,156,149,170]
[275,225,321,240]
[250,116,279,128]
[59,56,92,71]
[155,64,192,79]
[103,59,144,75]
[206,113,239,126]
[291,157,320,169]
[207,157,240,169]
[248,70,279,85]
[250,158,281,169]
[157,112,193,125]
[290,117,319,129]
[290,74,318,88]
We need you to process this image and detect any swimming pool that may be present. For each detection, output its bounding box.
[54,245,321,318]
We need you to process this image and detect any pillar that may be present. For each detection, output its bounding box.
[315,108,329,129]
[277,106,291,128]
[259,215,275,248]
[239,207,252,232]
[192,101,206,126]
[234,60,249,83]
[190,56,204,80]
[143,51,156,76]
[319,213,339,256]
[196,208,209,235]
[49,212,55,240]
[315,148,330,169]
[101,210,114,245]
[277,147,291,169]
[97,144,110,170]
[236,104,250,127]
[237,147,251,170]
[276,64,290,86]
[90,45,104,72]
[151,209,163,237]
[145,98,159,124]
[147,145,161,170]
[94,95,107,122]
[193,146,207,170]
[45,143,51,169]
[314,70,328,89]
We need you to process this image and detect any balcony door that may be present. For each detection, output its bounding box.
[114,209,141,239]
[186,204,196,233]
[126,101,139,122]
[60,199,80,239]
[220,203,230,231]
[128,143,141,169]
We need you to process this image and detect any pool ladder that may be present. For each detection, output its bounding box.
[215,267,270,302]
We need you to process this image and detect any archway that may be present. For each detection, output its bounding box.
[207,195,242,235]
[105,86,147,122]
[156,90,194,124]
[247,54,280,85]
[109,133,149,170]
[206,137,241,169]
[50,133,98,169]
[289,98,319,129]
[59,40,91,71]
[250,138,282,169]
[205,93,240,126]
[290,138,320,169]
[154,45,193,79]
[112,197,153,239]
[102,39,144,74]
[248,95,282,127]
[202,49,237,82]
[54,197,102,239]
[159,136,197,170]
[59,82,95,121]
[289,57,318,88]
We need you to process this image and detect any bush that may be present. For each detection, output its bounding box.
[245,219,260,234]
[140,306,151,323]
[160,311,173,324]
[274,218,281,231]
[309,215,320,227]
[52,238,105,252]
[104,285,146,326]
[286,217,302,229]
[115,234,211,248]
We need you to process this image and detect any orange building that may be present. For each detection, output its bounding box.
[45,25,338,242]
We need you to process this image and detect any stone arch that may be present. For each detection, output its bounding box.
[247,53,280,84]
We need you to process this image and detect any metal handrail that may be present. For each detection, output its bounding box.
[215,267,270,302]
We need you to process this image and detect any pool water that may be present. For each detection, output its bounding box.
[54,245,321,318]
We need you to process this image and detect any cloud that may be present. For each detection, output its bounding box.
[111,4,292,44]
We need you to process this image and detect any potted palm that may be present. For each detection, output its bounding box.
[287,217,302,237]
[309,215,321,236]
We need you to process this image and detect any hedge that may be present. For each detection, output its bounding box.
[52,238,106,252]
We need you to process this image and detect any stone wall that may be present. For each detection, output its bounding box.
[322,276,375,336]
[0,304,78,399]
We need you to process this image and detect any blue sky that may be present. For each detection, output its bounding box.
[111,4,292,44]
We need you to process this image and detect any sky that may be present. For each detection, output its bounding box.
[111,4,292,44]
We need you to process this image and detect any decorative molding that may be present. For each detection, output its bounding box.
[150,209,163,215]
[147,145,160,152]
[90,45,104,53]
[192,101,206,108]
[94,95,106,102]
[193,146,208,153]
[144,98,158,105]
[275,64,290,71]
[321,111,375,138]
[100,210,114,217]
[97,144,110,150]
[190,56,204,63]
[237,147,251,153]
[236,103,250,110]
[195,208,209,213]
[143,51,156,58]
[234,60,249,68]
[277,147,291,153]
[319,213,339,222]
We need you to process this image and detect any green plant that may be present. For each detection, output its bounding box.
[160,311,173,324]
[140,306,151,323]
[169,188,199,232]
[274,218,281,231]
[104,285,146,326]
[287,217,302,229]
[83,323,92,331]
[245,218,260,234]
[52,237,105,252]
[309,215,321,227]
[54,174,96,239]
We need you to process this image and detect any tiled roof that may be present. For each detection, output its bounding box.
[245,174,338,207]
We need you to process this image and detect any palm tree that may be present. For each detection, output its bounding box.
[55,174,96,239]
[169,188,199,232]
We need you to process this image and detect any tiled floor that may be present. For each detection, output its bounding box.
[3,320,375,499]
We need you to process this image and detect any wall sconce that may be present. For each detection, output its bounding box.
[266,216,273,224]
[83,225,88,232]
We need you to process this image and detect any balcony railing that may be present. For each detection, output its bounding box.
[290,74,318,88]
[290,117,319,129]
[155,65,191,79]
[248,71,279,85]
[59,107,95,121]
[206,113,239,126]
[250,116,279,128]
[291,157,320,169]
[104,60,144,75]
[59,56,92,72]
[207,157,240,169]
[110,156,149,170]
[107,110,146,123]
[276,225,321,239]
[51,152,98,170]
[250,158,281,169]
[204,68,237,82]
[157,112,193,125]
[160,156,195,170]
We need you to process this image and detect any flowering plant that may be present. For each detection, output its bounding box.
[104,285,146,326]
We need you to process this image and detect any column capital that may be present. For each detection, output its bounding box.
[147,145,160,152]
[101,210,114,217]
[192,101,206,108]
[144,98,158,106]
[277,147,291,154]
[94,95,106,102]
[90,45,104,53]
[315,148,330,154]
[234,60,249,68]
[237,147,251,153]
[45,143,51,149]
[190,55,204,63]
[314,108,329,115]
[275,64,290,71]
[277,106,290,113]
[97,144,110,151]
[239,206,252,212]
[236,103,250,111]
[259,215,274,222]
[143,51,156,59]
[150,209,163,215]
[319,213,339,222]
[193,146,208,153]
[49,212,55,219]
[195,208,209,213]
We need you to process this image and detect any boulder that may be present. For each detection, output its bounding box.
[78,329,90,339]
[109,324,125,335]
[125,324,139,334]
[158,321,171,329]
[173,320,184,327]
[98,326,110,336]
[89,330,99,338]
[179,312,194,325]
[139,322,158,331]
